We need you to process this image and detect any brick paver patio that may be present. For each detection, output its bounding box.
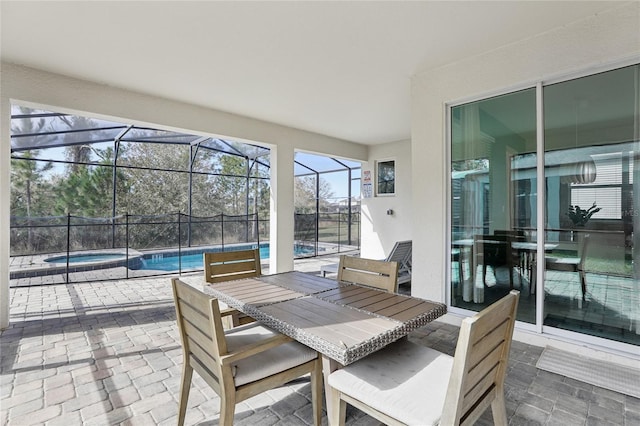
[2,267,639,425]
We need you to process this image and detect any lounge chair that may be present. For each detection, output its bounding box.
[321,240,412,285]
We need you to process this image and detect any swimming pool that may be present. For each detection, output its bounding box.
[139,245,314,272]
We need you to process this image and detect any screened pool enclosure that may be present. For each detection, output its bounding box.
[10,106,361,284]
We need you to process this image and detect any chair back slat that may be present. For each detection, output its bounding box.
[189,354,223,393]
[180,314,219,359]
[468,319,510,367]
[469,307,512,348]
[204,249,261,283]
[441,290,519,426]
[337,256,399,293]
[173,279,228,364]
[178,300,217,350]
[464,343,503,395]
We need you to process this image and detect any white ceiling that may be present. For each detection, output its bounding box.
[0,1,621,145]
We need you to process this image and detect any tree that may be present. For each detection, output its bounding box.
[53,147,127,217]
[57,115,96,173]
[11,152,54,217]
[294,175,334,213]
[10,107,56,251]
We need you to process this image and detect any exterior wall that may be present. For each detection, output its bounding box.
[360,139,413,259]
[0,86,10,331]
[0,63,367,329]
[411,3,639,357]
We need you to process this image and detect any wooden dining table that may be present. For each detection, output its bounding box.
[182,271,447,420]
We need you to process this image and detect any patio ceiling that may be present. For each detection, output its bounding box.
[0,2,619,145]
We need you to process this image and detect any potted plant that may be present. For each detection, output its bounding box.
[566,202,600,243]
[566,202,601,227]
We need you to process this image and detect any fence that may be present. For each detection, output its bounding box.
[294,211,360,254]
[10,211,359,285]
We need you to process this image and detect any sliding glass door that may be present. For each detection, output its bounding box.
[450,64,640,346]
[450,88,537,323]
[543,65,639,345]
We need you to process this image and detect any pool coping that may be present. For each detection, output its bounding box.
[9,242,339,279]
[9,249,145,279]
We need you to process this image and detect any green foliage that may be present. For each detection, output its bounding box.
[566,202,601,227]
[53,146,128,217]
[11,152,54,217]
[9,112,276,254]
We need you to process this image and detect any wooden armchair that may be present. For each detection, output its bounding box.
[204,248,262,283]
[203,248,261,326]
[337,255,399,293]
[172,278,322,426]
[328,290,520,426]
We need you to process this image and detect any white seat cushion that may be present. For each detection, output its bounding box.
[225,322,317,386]
[328,339,453,426]
[545,256,579,271]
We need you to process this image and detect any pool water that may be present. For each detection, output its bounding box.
[45,253,127,264]
[140,246,314,272]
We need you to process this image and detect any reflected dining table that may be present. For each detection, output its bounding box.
[453,238,557,302]
[184,271,447,421]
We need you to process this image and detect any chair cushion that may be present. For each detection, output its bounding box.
[328,339,453,426]
[545,256,579,272]
[225,323,317,386]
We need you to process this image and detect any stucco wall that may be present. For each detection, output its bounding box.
[360,139,413,260]
[410,2,640,302]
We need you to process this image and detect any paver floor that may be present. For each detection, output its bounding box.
[2,269,639,425]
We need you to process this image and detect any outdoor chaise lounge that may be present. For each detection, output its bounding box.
[321,240,412,285]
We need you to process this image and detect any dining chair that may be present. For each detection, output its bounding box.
[172,278,323,426]
[337,255,399,293]
[451,248,464,296]
[203,248,262,283]
[473,234,520,290]
[328,290,520,426]
[321,240,412,285]
[203,248,261,327]
[494,230,529,280]
[545,233,590,305]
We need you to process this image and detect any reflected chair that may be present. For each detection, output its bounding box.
[203,248,261,327]
[172,278,323,426]
[327,290,520,426]
[474,234,519,290]
[337,255,399,293]
[494,230,528,279]
[545,234,590,304]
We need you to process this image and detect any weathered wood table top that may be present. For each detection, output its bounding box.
[203,271,446,365]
